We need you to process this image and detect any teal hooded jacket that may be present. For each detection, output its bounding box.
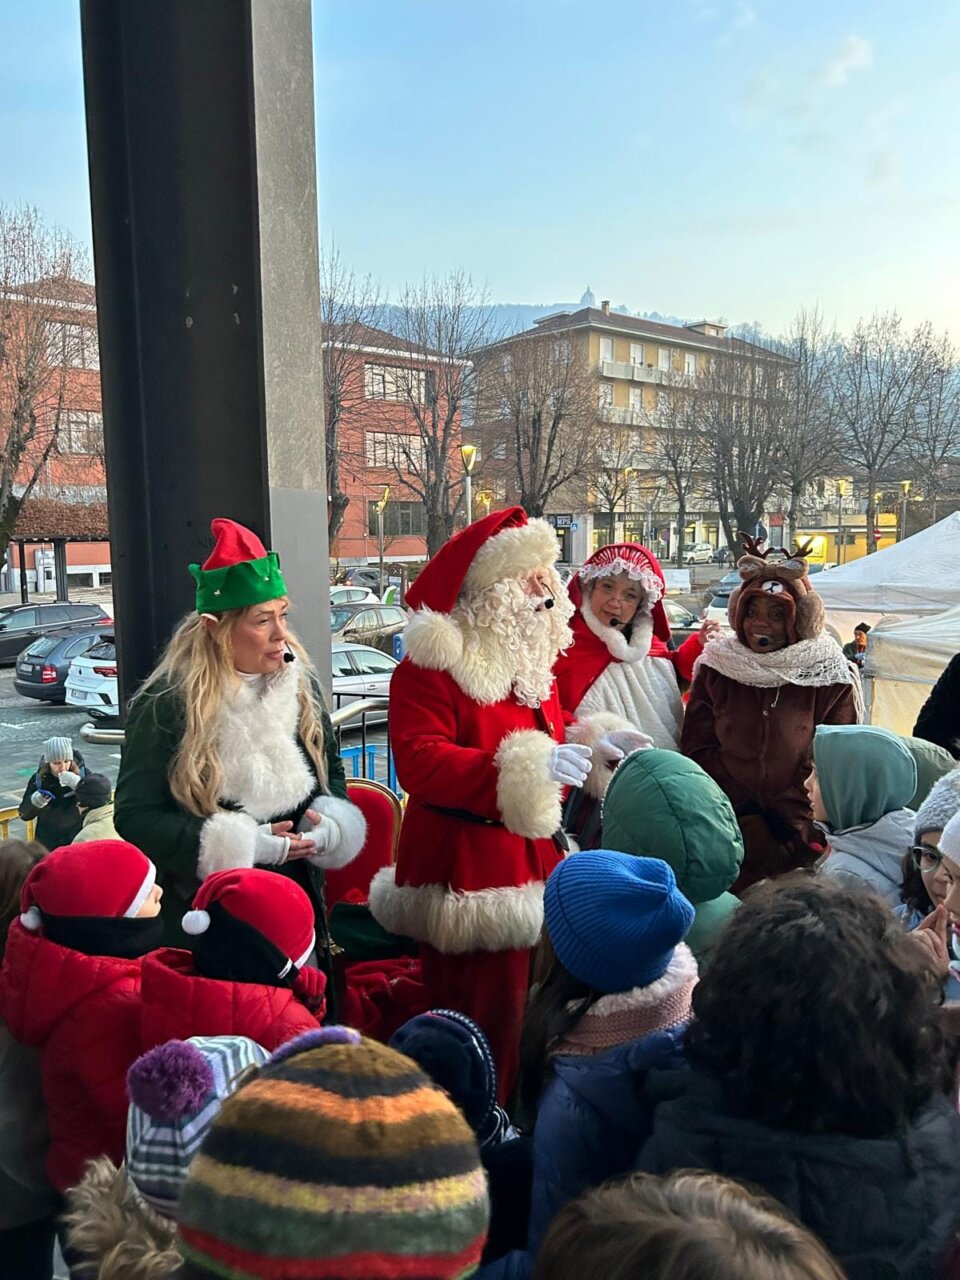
[602,751,743,965]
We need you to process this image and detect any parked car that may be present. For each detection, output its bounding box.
[330,585,379,607]
[344,567,383,591]
[0,602,111,665]
[663,599,701,648]
[65,632,120,718]
[702,569,742,629]
[330,642,398,724]
[331,603,408,655]
[683,541,715,565]
[14,626,112,704]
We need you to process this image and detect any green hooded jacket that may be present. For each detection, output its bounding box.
[813,724,917,831]
[602,750,744,966]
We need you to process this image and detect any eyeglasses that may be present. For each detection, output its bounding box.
[910,844,944,873]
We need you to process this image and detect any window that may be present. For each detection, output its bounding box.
[367,500,427,537]
[656,391,670,416]
[67,605,102,621]
[349,610,379,632]
[65,635,99,660]
[331,607,356,630]
[365,431,425,471]
[47,321,100,370]
[377,607,407,626]
[351,650,397,676]
[492,438,508,461]
[24,636,60,658]
[629,387,644,411]
[40,605,72,623]
[599,337,614,364]
[684,352,696,376]
[598,382,614,408]
[658,347,671,371]
[0,609,37,630]
[364,363,426,403]
[630,342,644,365]
[60,411,103,455]
[332,651,357,677]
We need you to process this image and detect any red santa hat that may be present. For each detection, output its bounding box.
[19,841,156,931]
[182,869,315,973]
[570,543,672,646]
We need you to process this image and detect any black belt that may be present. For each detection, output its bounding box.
[423,803,569,852]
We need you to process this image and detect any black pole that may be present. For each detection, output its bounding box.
[17,540,28,604]
[53,539,70,601]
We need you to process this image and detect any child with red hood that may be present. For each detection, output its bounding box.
[554,544,716,825]
[0,840,163,1193]
[139,867,326,1054]
[681,537,861,889]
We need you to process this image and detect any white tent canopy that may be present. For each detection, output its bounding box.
[863,607,960,734]
[815,512,960,615]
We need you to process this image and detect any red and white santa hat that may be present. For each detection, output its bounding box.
[20,840,156,930]
[182,869,315,974]
[570,543,672,645]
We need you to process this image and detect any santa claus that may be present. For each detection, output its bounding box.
[555,543,717,816]
[369,507,592,1096]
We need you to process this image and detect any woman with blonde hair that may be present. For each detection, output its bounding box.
[114,520,366,989]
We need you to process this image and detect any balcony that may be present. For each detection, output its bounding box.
[600,359,666,385]
[598,405,644,426]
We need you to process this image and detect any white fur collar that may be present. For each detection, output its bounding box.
[580,601,653,665]
[569,943,698,1014]
[215,663,318,821]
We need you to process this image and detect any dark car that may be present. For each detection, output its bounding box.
[330,603,408,655]
[663,598,701,648]
[0,602,112,665]
[13,625,112,704]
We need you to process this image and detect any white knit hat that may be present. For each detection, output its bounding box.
[42,736,73,763]
[915,768,960,840]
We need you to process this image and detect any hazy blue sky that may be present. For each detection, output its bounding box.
[3,1,958,336]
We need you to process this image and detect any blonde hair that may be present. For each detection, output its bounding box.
[533,1171,847,1280]
[135,608,328,818]
[64,1157,181,1280]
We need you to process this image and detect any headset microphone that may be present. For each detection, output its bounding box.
[756,636,771,648]
[283,644,296,664]
[609,618,622,628]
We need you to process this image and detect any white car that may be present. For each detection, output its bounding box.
[330,586,379,607]
[66,633,120,717]
[330,642,397,724]
[684,542,715,565]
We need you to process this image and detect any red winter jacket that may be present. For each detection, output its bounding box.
[0,924,143,1192]
[139,948,322,1053]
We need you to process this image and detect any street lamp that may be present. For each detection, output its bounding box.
[476,489,493,519]
[899,479,912,542]
[375,485,390,597]
[835,478,847,565]
[460,444,478,524]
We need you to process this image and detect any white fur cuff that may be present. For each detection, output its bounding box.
[307,795,367,870]
[567,711,637,799]
[197,811,259,879]
[494,729,562,839]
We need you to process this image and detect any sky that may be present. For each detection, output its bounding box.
[2,0,959,338]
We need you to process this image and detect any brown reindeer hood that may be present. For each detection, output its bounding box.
[728,535,826,645]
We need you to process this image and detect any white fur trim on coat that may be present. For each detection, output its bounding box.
[404,609,465,672]
[494,729,562,839]
[306,795,368,870]
[464,519,560,596]
[197,811,258,879]
[566,711,638,799]
[368,866,545,954]
[577,943,698,1015]
[580,599,653,664]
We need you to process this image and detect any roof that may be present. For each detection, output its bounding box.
[12,498,110,542]
[528,306,782,357]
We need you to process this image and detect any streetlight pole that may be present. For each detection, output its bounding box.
[375,485,390,597]
[460,443,478,525]
[899,479,912,542]
[835,479,846,565]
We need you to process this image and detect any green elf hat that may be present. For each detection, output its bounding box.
[189,518,287,614]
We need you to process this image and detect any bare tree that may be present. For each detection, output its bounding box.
[695,340,788,551]
[0,205,88,564]
[320,244,384,547]
[590,423,643,543]
[647,386,707,566]
[374,274,498,556]
[905,331,960,522]
[473,332,597,517]
[833,312,936,551]
[773,308,842,546]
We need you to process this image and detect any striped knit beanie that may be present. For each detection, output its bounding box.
[177,1026,490,1279]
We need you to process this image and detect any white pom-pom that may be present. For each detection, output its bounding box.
[20,906,42,931]
[181,909,211,936]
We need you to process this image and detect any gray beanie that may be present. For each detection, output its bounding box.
[915,767,960,839]
[42,736,73,763]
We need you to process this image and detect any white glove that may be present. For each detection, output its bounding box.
[596,730,655,764]
[58,770,80,791]
[301,814,343,867]
[549,743,593,788]
[254,824,291,866]
[30,791,52,810]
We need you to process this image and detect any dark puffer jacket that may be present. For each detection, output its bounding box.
[18,751,87,850]
[638,1070,960,1280]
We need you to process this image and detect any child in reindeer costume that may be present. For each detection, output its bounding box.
[681,536,860,891]
[370,507,597,1098]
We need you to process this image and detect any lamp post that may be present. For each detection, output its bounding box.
[375,485,390,597]
[835,478,847,565]
[899,480,912,542]
[460,443,478,525]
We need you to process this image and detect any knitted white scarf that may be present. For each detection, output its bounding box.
[696,633,863,718]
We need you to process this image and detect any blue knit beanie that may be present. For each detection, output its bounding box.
[544,851,695,993]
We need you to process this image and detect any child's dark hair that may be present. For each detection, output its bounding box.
[686,874,951,1137]
[0,839,46,957]
[517,931,599,1116]
[899,849,933,916]
[533,1171,847,1280]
